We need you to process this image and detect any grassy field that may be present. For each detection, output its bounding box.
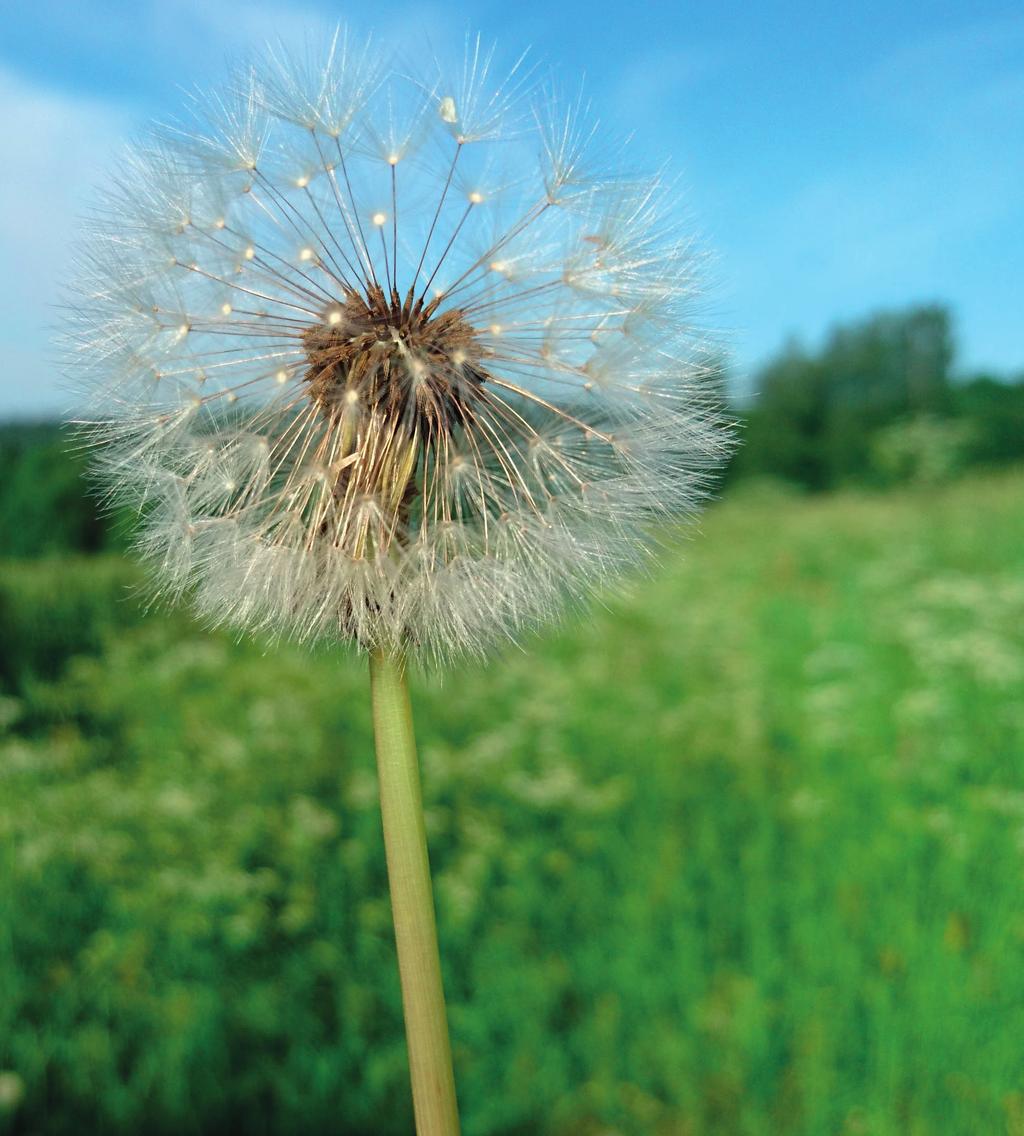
[2,469,1023,1135]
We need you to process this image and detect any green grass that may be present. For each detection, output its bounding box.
[2,470,1023,1135]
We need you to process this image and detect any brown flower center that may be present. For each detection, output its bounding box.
[299,285,490,536]
[302,285,486,442]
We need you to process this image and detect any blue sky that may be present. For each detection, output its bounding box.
[0,0,1020,416]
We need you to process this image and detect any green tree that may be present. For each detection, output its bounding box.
[0,424,127,557]
[953,373,1024,466]
[737,305,957,489]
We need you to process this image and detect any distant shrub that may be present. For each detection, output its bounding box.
[729,304,1024,492]
[869,415,975,486]
[0,558,141,689]
[0,424,131,559]
[953,376,1024,467]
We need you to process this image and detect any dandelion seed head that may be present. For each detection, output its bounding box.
[65,27,733,665]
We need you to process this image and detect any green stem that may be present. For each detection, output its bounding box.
[368,647,461,1136]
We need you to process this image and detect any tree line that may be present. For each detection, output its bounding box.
[1,302,1021,557]
[729,303,1024,490]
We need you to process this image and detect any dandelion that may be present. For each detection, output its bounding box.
[65,27,732,1136]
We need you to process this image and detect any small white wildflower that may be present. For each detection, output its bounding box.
[65,28,733,665]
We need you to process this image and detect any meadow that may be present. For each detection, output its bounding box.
[1,468,1023,1135]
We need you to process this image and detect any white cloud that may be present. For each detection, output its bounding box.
[0,66,134,417]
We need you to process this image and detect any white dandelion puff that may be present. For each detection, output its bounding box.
[65,28,733,665]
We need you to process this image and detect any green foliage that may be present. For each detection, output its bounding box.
[952,376,1024,467]
[868,416,974,486]
[734,339,833,490]
[2,471,1024,1135]
[733,305,1024,491]
[0,557,143,689]
[0,424,129,559]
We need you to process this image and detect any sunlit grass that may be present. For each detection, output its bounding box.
[2,469,1023,1135]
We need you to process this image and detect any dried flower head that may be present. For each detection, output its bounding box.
[66,29,733,664]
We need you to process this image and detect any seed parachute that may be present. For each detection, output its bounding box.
[66,29,733,663]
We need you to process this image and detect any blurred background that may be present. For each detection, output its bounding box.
[1,2,1022,1134]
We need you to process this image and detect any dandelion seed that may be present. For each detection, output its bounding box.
[65,29,732,670]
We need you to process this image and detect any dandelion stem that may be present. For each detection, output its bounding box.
[368,647,461,1136]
